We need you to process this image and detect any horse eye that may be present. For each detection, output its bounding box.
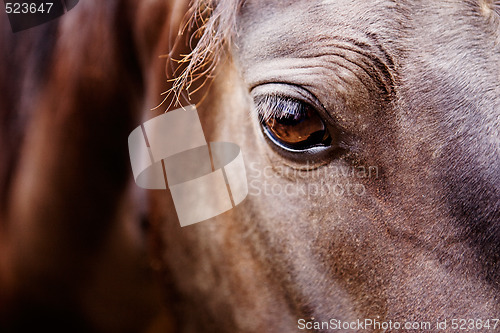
[257,96,332,151]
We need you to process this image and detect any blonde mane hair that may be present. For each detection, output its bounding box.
[163,0,241,107]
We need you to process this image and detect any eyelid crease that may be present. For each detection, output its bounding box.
[254,95,306,122]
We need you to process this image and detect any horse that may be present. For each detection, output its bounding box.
[1,0,499,332]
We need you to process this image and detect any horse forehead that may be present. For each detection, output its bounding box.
[238,0,399,33]
[240,0,394,13]
[234,0,402,87]
[235,1,485,52]
[235,0,401,60]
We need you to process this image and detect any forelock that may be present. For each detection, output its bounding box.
[169,0,241,102]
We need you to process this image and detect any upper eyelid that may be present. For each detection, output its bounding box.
[250,82,328,120]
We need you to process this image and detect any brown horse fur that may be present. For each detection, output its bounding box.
[0,0,499,332]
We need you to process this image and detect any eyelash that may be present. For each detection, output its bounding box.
[254,95,307,122]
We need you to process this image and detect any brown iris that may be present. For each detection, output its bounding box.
[259,97,331,151]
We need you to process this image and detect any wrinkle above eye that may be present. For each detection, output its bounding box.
[280,35,395,95]
[246,52,392,102]
[301,33,395,89]
[239,28,396,106]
